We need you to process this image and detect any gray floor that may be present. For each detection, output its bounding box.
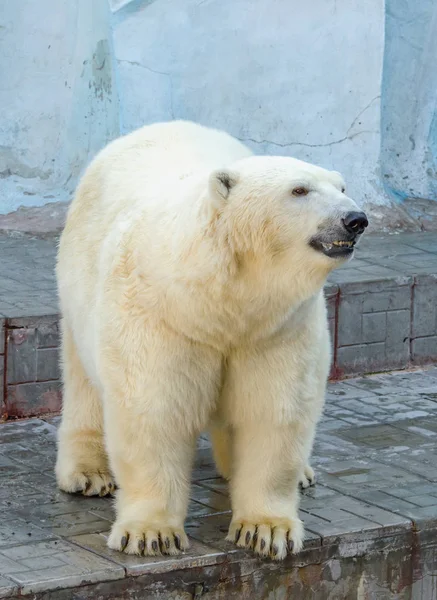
[0,236,57,318]
[1,367,437,595]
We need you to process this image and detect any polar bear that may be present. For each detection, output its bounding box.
[55,120,367,560]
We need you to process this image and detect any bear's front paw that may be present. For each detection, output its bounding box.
[57,470,116,497]
[108,520,189,556]
[299,464,316,490]
[226,516,304,560]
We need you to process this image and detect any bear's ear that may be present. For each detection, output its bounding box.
[209,169,238,202]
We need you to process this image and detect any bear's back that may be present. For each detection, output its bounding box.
[57,121,252,370]
[64,120,252,236]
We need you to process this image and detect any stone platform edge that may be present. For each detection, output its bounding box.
[1,273,436,419]
[1,520,435,599]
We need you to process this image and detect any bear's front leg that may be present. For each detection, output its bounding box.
[100,324,222,557]
[226,422,308,560]
[105,408,195,556]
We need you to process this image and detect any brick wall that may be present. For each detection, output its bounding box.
[0,318,5,420]
[2,316,61,419]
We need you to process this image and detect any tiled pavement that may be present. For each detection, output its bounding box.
[1,368,437,597]
[1,230,437,318]
[1,231,437,420]
[0,236,58,318]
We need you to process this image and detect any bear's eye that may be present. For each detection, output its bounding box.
[292,187,309,197]
[341,187,346,193]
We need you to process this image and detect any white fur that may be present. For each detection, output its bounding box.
[55,120,360,559]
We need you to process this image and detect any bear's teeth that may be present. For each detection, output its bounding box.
[332,241,353,247]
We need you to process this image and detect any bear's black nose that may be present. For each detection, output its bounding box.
[342,212,368,235]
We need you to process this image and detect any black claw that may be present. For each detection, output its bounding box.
[234,527,242,543]
[164,537,170,549]
[151,539,159,553]
[245,531,251,545]
[260,539,266,552]
[288,539,294,552]
[99,486,107,496]
[174,534,181,550]
[272,544,279,556]
[138,539,145,554]
[120,535,129,551]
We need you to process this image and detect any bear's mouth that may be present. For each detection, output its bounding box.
[309,237,356,258]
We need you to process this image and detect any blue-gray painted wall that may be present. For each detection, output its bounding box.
[0,0,435,214]
[381,0,437,203]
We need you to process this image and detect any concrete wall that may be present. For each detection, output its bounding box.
[381,0,437,203]
[0,0,119,214]
[0,0,436,218]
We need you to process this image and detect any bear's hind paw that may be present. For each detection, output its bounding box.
[299,465,316,490]
[57,470,115,497]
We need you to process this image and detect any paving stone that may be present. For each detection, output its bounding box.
[6,381,62,418]
[190,483,232,512]
[36,347,60,381]
[0,417,57,443]
[71,532,226,577]
[42,415,61,428]
[6,328,37,385]
[26,509,113,538]
[0,453,31,476]
[336,277,411,373]
[356,491,423,515]
[36,320,60,349]
[326,381,378,400]
[0,319,4,351]
[0,576,18,599]
[412,336,437,365]
[309,517,382,543]
[0,517,56,547]
[0,471,55,502]
[1,540,124,595]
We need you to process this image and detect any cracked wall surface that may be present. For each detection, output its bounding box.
[111,0,385,214]
[1,0,436,219]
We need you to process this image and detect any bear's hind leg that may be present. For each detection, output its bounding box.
[210,423,232,480]
[55,321,114,496]
[298,464,316,489]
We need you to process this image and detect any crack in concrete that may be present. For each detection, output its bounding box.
[238,129,378,149]
[346,95,381,136]
[117,60,175,118]
[238,95,381,149]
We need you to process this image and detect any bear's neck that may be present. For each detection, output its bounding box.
[160,214,331,345]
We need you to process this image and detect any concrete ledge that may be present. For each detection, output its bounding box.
[1,233,437,418]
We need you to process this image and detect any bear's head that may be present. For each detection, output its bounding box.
[208,155,368,271]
